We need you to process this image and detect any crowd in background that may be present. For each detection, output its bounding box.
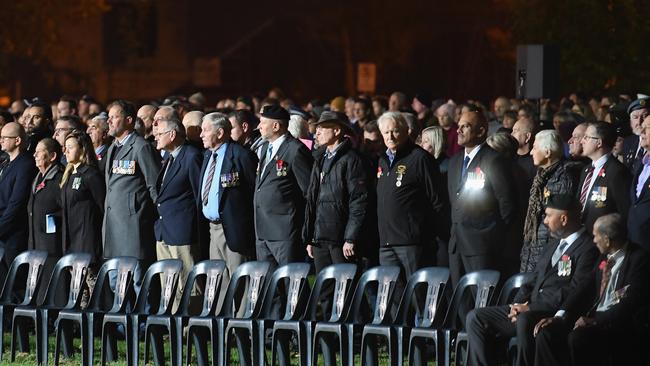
[0,88,648,365]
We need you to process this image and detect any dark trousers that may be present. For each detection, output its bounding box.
[466,305,552,366]
[449,250,496,288]
[567,323,642,366]
[533,318,571,366]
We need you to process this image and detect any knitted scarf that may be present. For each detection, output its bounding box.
[523,161,561,244]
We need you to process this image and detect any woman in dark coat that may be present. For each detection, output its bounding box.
[519,130,578,272]
[27,138,64,303]
[418,126,450,267]
[60,131,105,305]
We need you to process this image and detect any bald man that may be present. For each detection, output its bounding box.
[182,110,205,150]
[448,111,518,285]
[511,117,538,187]
[0,123,38,268]
[137,104,158,143]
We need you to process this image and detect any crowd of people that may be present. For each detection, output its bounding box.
[0,89,648,365]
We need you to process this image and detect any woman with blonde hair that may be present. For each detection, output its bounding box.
[418,126,449,174]
[60,130,105,305]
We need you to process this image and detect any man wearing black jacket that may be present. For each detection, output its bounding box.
[304,111,368,272]
[376,111,448,294]
[533,213,650,366]
[466,194,598,366]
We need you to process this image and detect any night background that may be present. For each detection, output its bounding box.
[1,0,649,105]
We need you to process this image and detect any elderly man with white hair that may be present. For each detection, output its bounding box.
[376,111,449,312]
[520,129,579,272]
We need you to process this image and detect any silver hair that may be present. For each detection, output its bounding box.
[203,112,232,134]
[377,111,409,132]
[159,116,186,139]
[534,129,563,160]
[288,115,309,139]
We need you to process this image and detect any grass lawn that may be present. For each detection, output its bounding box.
[0,334,399,365]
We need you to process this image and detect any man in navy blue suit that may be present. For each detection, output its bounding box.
[0,122,38,269]
[198,112,257,284]
[153,115,203,309]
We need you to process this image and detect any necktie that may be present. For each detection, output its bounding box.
[551,240,568,267]
[636,147,645,162]
[460,155,470,182]
[162,155,174,184]
[579,165,595,207]
[598,257,616,298]
[202,152,217,206]
[261,144,273,175]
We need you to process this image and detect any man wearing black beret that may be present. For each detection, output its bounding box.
[466,194,598,366]
[621,97,649,171]
[253,104,313,267]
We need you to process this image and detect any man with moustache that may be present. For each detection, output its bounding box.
[621,97,649,172]
[448,108,517,285]
[21,101,52,155]
[465,194,598,366]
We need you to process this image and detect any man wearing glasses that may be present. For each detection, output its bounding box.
[578,121,631,233]
[0,122,37,270]
[152,115,203,314]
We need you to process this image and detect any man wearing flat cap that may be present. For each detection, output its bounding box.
[304,111,368,283]
[254,104,313,267]
[621,97,649,172]
[465,194,598,366]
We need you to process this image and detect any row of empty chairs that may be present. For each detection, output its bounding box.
[0,249,531,366]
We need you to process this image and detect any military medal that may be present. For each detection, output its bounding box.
[465,166,486,190]
[276,159,287,177]
[591,186,607,208]
[72,177,82,190]
[377,166,382,179]
[558,255,571,276]
[221,171,241,187]
[395,165,406,187]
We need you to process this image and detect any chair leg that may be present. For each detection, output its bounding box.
[0,307,4,361]
[185,326,193,366]
[174,318,183,366]
[40,310,49,366]
[54,320,63,366]
[211,327,219,366]
[144,325,152,366]
[9,316,18,362]
[169,324,178,366]
[86,314,95,366]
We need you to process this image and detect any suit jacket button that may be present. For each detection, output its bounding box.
[539,289,543,293]
[257,189,261,192]
[159,216,163,219]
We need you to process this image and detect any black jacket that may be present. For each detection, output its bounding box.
[629,162,650,252]
[514,230,598,319]
[578,155,631,233]
[254,134,313,243]
[447,145,517,256]
[61,164,105,262]
[303,139,368,246]
[27,164,64,256]
[376,142,448,246]
[589,244,650,333]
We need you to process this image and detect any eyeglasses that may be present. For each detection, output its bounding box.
[0,136,17,140]
[154,129,173,138]
[54,127,72,134]
[583,135,600,141]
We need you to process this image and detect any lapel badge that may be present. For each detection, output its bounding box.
[558,254,572,276]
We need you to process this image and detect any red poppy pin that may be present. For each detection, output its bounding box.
[377,166,382,179]
[35,181,45,192]
[561,254,569,261]
[598,168,605,178]
[598,260,607,270]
